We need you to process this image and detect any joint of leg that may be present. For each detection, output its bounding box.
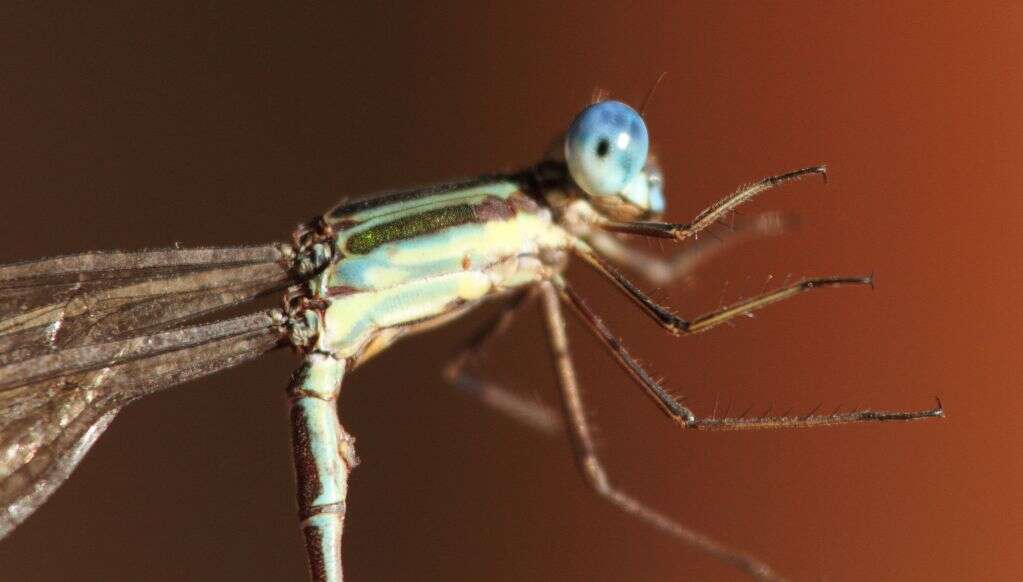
[673,318,692,335]
[671,222,695,242]
[659,397,697,426]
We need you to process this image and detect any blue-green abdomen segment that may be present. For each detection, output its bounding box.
[287,353,355,582]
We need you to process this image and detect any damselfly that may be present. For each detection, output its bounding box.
[0,99,943,581]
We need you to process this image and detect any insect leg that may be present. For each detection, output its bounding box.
[537,281,782,581]
[443,289,561,434]
[555,278,943,430]
[287,352,357,582]
[576,241,875,337]
[599,166,826,242]
[587,211,795,286]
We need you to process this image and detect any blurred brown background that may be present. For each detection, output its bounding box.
[0,3,1020,581]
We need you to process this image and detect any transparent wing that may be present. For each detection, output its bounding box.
[0,245,294,365]
[0,244,302,538]
[0,310,287,537]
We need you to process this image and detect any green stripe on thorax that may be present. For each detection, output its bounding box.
[345,204,476,254]
[327,179,543,256]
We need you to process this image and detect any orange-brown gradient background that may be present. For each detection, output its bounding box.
[0,4,1019,581]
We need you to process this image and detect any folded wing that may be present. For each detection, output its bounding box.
[0,245,293,364]
[0,244,299,538]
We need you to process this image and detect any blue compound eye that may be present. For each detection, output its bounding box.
[564,100,649,198]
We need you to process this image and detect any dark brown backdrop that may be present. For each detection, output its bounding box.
[1,3,1019,581]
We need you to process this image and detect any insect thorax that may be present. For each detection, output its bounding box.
[286,175,572,364]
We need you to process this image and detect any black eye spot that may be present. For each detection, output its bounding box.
[595,138,610,158]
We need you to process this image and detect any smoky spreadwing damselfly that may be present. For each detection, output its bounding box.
[0,99,943,581]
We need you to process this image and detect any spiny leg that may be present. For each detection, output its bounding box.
[575,239,875,336]
[537,281,782,581]
[599,165,826,242]
[553,276,944,430]
[443,289,562,434]
[287,352,357,582]
[588,211,795,286]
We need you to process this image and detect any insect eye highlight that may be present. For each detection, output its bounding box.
[564,100,649,199]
